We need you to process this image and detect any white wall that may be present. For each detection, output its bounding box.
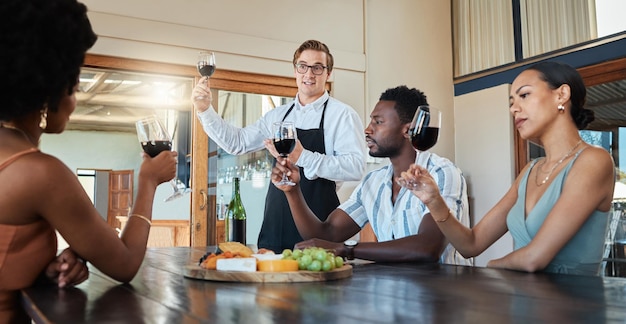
[338,0,457,201]
[365,1,456,160]
[454,84,515,266]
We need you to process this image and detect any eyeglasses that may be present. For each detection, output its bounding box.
[295,63,328,75]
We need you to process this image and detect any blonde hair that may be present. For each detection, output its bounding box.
[292,40,334,72]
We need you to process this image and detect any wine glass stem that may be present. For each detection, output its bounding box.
[397,151,420,189]
[170,179,179,193]
[280,154,289,181]
[194,77,209,100]
[409,151,420,189]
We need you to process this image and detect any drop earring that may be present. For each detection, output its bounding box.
[39,106,48,130]
[557,104,565,113]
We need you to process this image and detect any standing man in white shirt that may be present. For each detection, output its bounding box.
[191,40,367,252]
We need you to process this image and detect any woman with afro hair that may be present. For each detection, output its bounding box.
[0,1,177,322]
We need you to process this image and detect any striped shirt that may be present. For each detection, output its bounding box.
[339,151,472,265]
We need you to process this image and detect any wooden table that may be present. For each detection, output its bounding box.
[21,247,626,323]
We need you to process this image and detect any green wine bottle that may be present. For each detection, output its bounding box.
[225,177,246,244]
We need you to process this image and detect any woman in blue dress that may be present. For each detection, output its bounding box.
[400,61,614,275]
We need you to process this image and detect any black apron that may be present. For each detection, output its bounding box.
[257,100,340,252]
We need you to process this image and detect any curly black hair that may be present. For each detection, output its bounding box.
[0,0,97,121]
[527,61,594,130]
[379,85,428,124]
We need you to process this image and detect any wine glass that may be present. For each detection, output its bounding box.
[195,51,216,99]
[135,115,185,202]
[396,105,442,189]
[272,121,297,186]
[197,51,216,77]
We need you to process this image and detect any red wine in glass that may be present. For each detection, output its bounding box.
[197,51,216,77]
[272,121,297,186]
[274,138,295,156]
[141,140,172,158]
[407,106,440,152]
[195,51,216,100]
[410,127,439,151]
[397,106,442,189]
[135,116,185,202]
[198,64,215,77]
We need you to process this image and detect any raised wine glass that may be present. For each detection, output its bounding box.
[396,105,442,189]
[195,51,216,99]
[272,121,297,186]
[136,115,185,202]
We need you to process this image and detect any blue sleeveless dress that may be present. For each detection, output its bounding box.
[506,150,609,275]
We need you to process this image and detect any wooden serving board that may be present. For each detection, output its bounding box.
[183,264,352,283]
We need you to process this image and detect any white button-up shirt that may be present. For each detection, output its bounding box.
[197,91,367,183]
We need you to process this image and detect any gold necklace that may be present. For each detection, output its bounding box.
[535,140,583,186]
[0,123,38,146]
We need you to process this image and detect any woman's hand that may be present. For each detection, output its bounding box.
[191,77,212,112]
[270,158,300,191]
[399,164,441,205]
[44,248,89,288]
[139,151,178,185]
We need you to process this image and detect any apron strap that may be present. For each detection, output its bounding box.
[281,99,329,126]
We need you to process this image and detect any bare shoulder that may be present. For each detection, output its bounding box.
[13,150,70,167]
[7,150,78,183]
[575,144,614,171]
[570,144,615,209]
[570,144,614,190]
[512,160,534,186]
[0,151,87,222]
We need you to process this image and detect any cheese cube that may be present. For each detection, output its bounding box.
[216,258,257,272]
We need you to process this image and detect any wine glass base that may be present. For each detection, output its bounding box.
[164,195,182,202]
[164,192,184,202]
[164,179,191,202]
[276,179,296,186]
[395,178,421,190]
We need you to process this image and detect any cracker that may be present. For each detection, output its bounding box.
[218,242,253,257]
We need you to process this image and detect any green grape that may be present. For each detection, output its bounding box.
[314,250,327,262]
[321,260,332,272]
[334,256,344,268]
[326,256,336,270]
[298,258,308,270]
[292,249,303,259]
[300,254,313,267]
[308,260,322,271]
[285,247,342,272]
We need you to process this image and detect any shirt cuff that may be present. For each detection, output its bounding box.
[294,148,310,167]
[196,105,218,123]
